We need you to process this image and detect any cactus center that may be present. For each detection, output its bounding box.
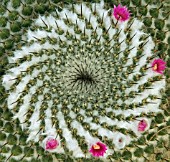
[75,70,95,84]
[64,59,103,93]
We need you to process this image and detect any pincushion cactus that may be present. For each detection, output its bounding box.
[0,0,170,162]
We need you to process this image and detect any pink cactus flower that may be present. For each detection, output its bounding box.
[138,120,148,132]
[113,4,130,22]
[89,142,107,157]
[45,138,59,150]
[152,59,166,74]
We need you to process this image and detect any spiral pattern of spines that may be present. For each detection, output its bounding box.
[0,0,170,162]
[1,0,166,159]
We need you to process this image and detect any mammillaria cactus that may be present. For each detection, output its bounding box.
[0,0,170,162]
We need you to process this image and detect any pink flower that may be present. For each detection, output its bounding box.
[89,142,107,157]
[113,4,130,22]
[45,138,59,150]
[138,120,148,132]
[151,59,166,74]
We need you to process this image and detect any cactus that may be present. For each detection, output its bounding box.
[0,0,170,161]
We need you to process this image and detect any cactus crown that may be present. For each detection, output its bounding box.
[0,0,170,161]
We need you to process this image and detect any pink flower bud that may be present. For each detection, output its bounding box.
[113,4,130,22]
[45,138,59,150]
[138,120,148,132]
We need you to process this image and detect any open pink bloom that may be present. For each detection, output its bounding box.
[45,138,59,150]
[89,142,107,157]
[152,59,166,74]
[138,120,148,132]
[113,4,130,22]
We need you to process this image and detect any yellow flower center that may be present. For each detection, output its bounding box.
[153,64,158,70]
[93,144,100,150]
